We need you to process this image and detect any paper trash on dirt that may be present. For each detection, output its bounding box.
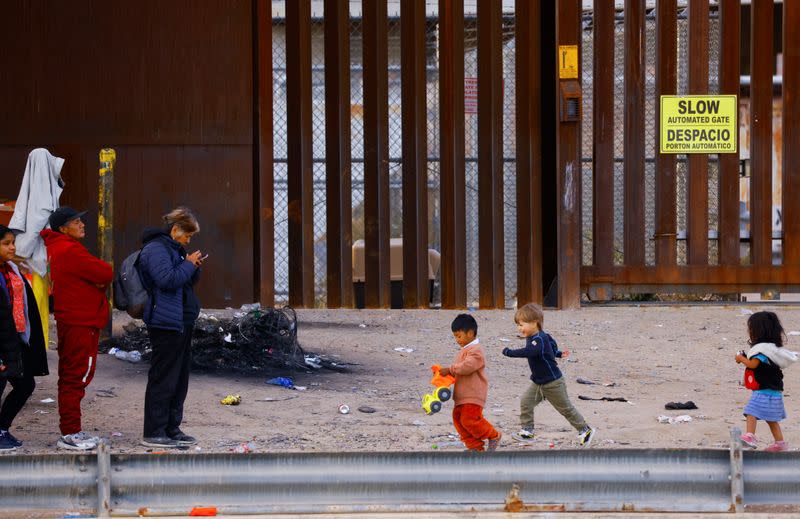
[657,415,692,424]
[40,398,55,403]
[393,347,414,353]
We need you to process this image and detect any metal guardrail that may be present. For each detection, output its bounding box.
[0,429,798,516]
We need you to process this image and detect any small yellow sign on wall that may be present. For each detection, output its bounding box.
[660,95,737,154]
[558,45,578,79]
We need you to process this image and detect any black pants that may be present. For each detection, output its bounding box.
[143,326,193,438]
[0,375,36,430]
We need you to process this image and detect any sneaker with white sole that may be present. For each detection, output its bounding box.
[0,431,18,451]
[58,431,97,451]
[515,428,535,440]
[578,426,596,446]
[167,428,197,446]
[765,440,787,452]
[740,432,758,449]
[0,430,22,447]
[141,436,180,448]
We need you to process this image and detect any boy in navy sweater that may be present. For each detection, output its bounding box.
[502,303,595,446]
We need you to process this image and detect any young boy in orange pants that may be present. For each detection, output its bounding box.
[439,314,501,451]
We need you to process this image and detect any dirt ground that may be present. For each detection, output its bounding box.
[4,305,800,454]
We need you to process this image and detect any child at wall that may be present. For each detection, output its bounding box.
[438,314,502,452]
[736,311,798,451]
[502,302,595,446]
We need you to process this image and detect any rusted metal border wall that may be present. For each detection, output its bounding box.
[784,1,800,267]
[400,0,430,309]
[324,0,354,309]
[582,1,800,297]
[439,0,467,309]
[286,0,316,307]
[555,0,583,309]
[718,0,741,268]
[22,2,800,307]
[515,0,544,307]
[361,0,393,309]
[477,0,506,309]
[256,0,275,308]
[0,1,256,309]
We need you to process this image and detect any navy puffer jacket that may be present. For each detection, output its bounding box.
[138,228,200,332]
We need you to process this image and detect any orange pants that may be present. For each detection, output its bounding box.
[453,403,499,451]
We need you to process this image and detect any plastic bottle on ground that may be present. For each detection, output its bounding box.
[114,350,142,363]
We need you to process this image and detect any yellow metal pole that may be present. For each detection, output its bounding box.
[99,149,115,340]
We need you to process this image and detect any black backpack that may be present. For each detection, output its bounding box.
[113,250,149,319]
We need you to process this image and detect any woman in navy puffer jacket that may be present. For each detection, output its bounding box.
[138,207,204,449]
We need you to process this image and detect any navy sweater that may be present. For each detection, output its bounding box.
[502,331,563,385]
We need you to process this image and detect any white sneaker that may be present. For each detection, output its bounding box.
[514,428,535,440]
[57,431,98,451]
[578,426,596,446]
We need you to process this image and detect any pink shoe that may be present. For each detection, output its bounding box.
[739,432,758,449]
[765,441,788,452]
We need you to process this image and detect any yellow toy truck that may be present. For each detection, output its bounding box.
[421,364,456,415]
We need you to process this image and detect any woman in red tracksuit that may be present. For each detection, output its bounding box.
[41,207,112,451]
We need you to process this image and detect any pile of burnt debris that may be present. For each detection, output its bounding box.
[100,306,348,374]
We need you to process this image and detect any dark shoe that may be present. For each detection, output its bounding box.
[0,432,18,451]
[487,432,502,451]
[3,431,22,447]
[141,436,179,448]
[167,429,197,446]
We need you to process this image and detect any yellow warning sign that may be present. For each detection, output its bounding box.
[558,45,578,79]
[660,95,737,154]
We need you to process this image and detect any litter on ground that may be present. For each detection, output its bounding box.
[658,415,693,424]
[665,401,698,410]
[578,395,628,402]
[221,394,242,405]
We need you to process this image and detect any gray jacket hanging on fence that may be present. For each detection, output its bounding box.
[8,148,65,276]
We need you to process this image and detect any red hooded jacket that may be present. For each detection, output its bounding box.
[41,229,113,329]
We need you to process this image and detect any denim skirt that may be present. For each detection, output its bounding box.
[743,391,786,422]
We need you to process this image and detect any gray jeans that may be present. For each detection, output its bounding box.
[520,377,588,432]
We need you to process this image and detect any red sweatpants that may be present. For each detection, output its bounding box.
[56,324,99,435]
[453,403,499,451]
